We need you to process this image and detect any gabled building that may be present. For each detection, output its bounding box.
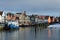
[15,11,31,25]
[6,12,17,21]
[48,16,55,24]
[0,11,4,23]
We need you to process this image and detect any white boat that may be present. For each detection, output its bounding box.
[48,24,60,29]
[7,20,19,29]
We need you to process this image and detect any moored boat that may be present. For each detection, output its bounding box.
[4,20,19,30]
[48,23,60,29]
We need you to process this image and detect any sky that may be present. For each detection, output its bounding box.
[0,0,60,16]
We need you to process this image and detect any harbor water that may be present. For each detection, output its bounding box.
[0,24,60,40]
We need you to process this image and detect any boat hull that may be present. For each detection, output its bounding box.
[4,20,19,30]
[9,24,19,29]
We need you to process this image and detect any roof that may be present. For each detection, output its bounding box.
[16,13,22,14]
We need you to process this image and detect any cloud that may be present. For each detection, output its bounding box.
[0,0,60,9]
[0,0,60,16]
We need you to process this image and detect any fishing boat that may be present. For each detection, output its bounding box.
[4,20,19,30]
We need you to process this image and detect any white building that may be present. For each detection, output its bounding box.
[0,12,5,23]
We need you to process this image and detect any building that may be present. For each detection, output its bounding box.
[48,16,56,24]
[16,11,30,25]
[6,12,17,21]
[0,11,4,23]
[29,15,36,23]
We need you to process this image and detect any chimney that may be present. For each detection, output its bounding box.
[0,11,3,16]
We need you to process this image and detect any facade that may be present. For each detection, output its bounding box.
[36,16,45,23]
[6,13,12,20]
[34,15,49,23]
[6,13,16,21]
[29,15,45,23]
[0,11,4,23]
[48,16,56,24]
[19,13,30,25]
[16,11,31,25]
[29,15,36,23]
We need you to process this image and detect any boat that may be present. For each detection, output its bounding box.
[48,23,60,29]
[4,20,19,30]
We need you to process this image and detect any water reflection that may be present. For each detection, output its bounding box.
[3,30,19,40]
[0,25,60,40]
[48,29,52,40]
[48,27,60,40]
[58,29,60,40]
